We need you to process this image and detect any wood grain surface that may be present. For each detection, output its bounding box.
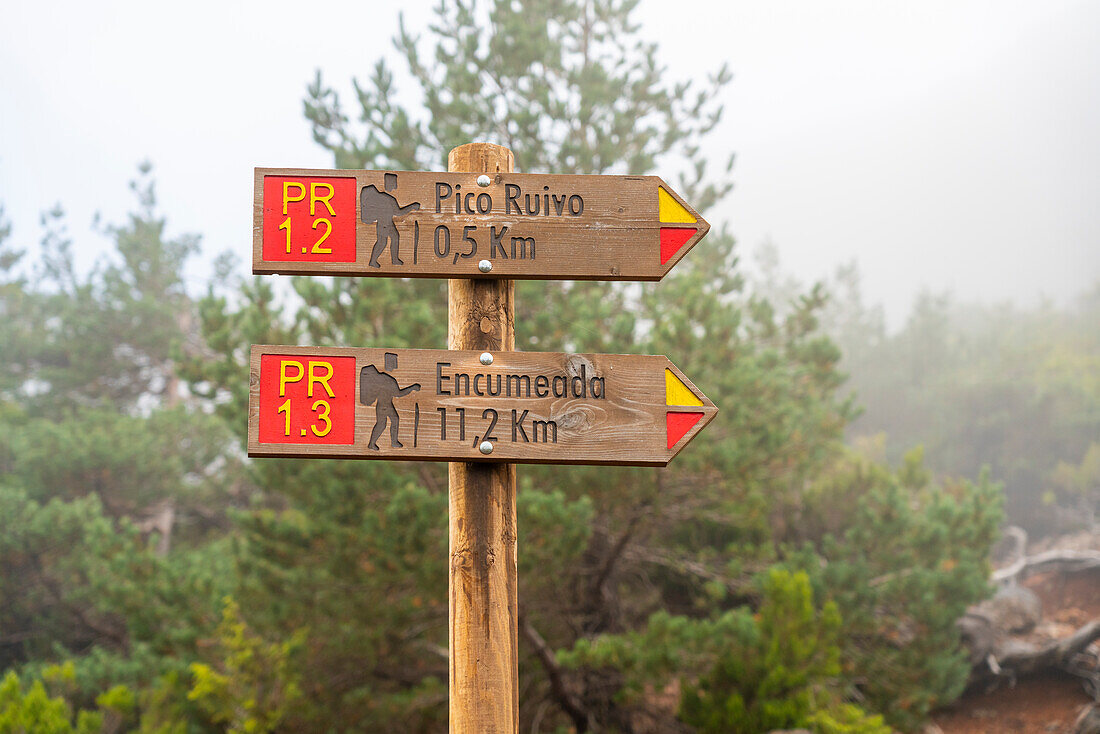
[447,142,518,734]
[249,144,718,733]
[246,345,717,467]
[252,167,709,281]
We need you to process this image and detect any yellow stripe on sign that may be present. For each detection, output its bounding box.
[658,187,696,224]
[665,369,703,406]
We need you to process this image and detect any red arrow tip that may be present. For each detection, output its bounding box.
[666,411,704,449]
[660,228,696,265]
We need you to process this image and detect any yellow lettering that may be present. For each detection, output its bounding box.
[277,398,291,435]
[307,361,335,398]
[310,183,335,216]
[279,217,291,253]
[311,400,332,436]
[279,360,304,396]
[282,181,306,215]
[311,218,332,253]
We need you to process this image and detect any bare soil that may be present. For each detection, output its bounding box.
[932,670,1093,734]
[931,568,1100,734]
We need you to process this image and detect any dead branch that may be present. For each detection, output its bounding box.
[992,620,1100,678]
[136,499,176,555]
[965,617,1100,695]
[992,549,1100,585]
[1073,704,1100,734]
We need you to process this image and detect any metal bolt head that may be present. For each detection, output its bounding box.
[479,441,494,454]
[478,259,493,273]
[476,174,491,187]
[479,352,494,365]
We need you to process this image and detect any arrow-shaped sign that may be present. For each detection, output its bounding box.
[252,169,709,281]
[248,345,717,466]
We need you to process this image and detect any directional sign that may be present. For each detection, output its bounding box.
[248,345,717,466]
[253,168,709,281]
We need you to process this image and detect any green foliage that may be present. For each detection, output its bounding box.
[3,406,239,524]
[558,609,754,701]
[794,449,1003,730]
[562,570,888,734]
[0,671,102,734]
[184,1,1001,730]
[0,487,135,669]
[0,168,241,728]
[756,249,1099,537]
[1046,441,1100,528]
[518,488,594,579]
[827,274,1100,535]
[0,484,232,706]
[4,167,196,413]
[94,685,135,717]
[128,672,195,734]
[174,474,453,730]
[307,0,731,203]
[187,598,304,734]
[802,704,891,734]
[0,1,1025,731]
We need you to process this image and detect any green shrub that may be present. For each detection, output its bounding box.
[0,670,103,734]
[680,570,887,734]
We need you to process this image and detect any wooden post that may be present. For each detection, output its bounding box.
[447,143,518,733]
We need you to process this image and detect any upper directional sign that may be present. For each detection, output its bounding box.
[253,168,709,281]
[248,345,717,466]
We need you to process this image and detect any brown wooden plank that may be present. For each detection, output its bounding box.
[247,345,717,466]
[252,168,709,281]
[447,142,518,734]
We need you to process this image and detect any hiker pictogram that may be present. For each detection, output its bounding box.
[359,352,421,450]
[360,173,421,267]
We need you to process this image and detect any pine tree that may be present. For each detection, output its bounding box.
[185,1,866,730]
[0,3,1010,732]
[0,171,241,721]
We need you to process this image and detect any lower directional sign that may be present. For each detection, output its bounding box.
[248,345,717,466]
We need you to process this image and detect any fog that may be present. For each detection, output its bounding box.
[1,4,1098,726]
[1,0,1097,327]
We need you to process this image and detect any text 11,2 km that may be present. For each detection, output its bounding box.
[248,346,717,467]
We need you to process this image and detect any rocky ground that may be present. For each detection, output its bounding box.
[932,532,1100,734]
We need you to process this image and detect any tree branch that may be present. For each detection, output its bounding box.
[593,511,645,597]
[992,549,1100,585]
[519,614,593,733]
[622,546,759,602]
[994,619,1100,676]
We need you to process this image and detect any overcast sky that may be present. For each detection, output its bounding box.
[2,0,1097,327]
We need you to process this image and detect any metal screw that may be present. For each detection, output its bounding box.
[479,441,494,454]
[476,174,491,187]
[478,259,493,273]
[479,352,494,365]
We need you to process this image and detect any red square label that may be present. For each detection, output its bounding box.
[258,355,356,444]
[262,176,356,262]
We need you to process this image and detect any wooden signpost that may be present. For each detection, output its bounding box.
[247,143,716,733]
[248,345,717,466]
[252,167,709,280]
